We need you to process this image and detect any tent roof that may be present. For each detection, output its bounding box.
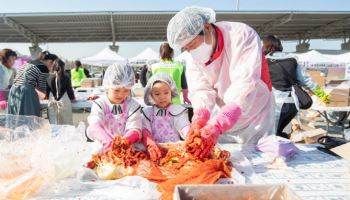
[129,48,159,62]
[324,52,350,63]
[293,50,341,63]
[81,47,125,66]
[0,11,349,43]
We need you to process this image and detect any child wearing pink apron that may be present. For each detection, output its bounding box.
[141,73,191,161]
[87,64,142,152]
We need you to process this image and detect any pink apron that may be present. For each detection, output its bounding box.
[101,99,128,138]
[151,107,180,143]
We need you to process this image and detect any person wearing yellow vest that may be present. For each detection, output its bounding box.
[150,43,191,104]
[71,60,86,88]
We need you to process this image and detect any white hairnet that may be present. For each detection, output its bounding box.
[144,73,178,105]
[167,6,216,49]
[103,63,135,89]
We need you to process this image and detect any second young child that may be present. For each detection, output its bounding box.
[142,73,191,161]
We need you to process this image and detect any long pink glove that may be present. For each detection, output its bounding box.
[187,108,211,141]
[196,103,242,158]
[87,122,113,152]
[182,89,191,104]
[123,129,140,145]
[192,108,211,127]
[142,128,162,161]
[0,100,7,110]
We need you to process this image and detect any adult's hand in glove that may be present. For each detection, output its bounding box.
[142,129,162,161]
[196,103,241,157]
[186,108,211,142]
[194,125,220,158]
[313,86,330,104]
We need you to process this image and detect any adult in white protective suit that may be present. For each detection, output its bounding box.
[167,6,275,157]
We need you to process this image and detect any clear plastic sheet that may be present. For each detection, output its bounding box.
[0,114,90,199]
[31,172,160,200]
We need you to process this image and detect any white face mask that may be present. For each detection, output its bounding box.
[190,40,213,65]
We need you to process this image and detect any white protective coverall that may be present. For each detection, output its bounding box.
[185,21,275,144]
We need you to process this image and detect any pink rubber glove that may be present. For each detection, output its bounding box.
[87,122,113,152]
[192,108,211,127]
[142,129,162,161]
[123,129,141,145]
[182,89,191,104]
[196,103,242,158]
[187,108,211,141]
[194,126,220,158]
[206,103,242,135]
[0,100,7,110]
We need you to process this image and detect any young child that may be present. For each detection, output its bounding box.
[46,59,75,125]
[142,73,191,161]
[87,63,142,152]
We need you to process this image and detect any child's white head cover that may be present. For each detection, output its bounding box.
[103,63,135,89]
[144,73,178,105]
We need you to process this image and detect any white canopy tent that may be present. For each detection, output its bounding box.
[129,48,159,63]
[324,52,350,64]
[81,47,126,66]
[292,50,343,68]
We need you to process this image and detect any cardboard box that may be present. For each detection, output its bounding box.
[327,67,346,80]
[174,184,301,200]
[80,78,102,88]
[331,142,350,162]
[327,88,350,107]
[331,142,350,172]
[290,128,326,144]
[313,76,326,88]
[327,80,347,85]
[306,70,325,87]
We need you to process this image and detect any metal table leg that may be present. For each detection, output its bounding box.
[317,111,350,138]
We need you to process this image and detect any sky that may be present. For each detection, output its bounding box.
[0,0,349,60]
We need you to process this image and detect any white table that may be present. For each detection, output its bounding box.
[29,144,350,200]
[311,96,350,136]
[40,99,92,110]
[229,144,350,200]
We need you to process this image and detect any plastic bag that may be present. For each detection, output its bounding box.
[32,170,160,200]
[0,115,90,199]
[256,135,299,161]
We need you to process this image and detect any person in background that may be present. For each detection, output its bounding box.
[71,60,87,88]
[87,63,142,152]
[151,42,191,104]
[263,35,330,138]
[167,6,275,158]
[7,51,57,116]
[139,65,149,87]
[0,49,17,112]
[46,59,75,125]
[142,73,191,161]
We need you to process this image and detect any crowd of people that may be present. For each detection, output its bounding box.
[0,6,332,160]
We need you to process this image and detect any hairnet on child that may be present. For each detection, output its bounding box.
[167,6,216,49]
[144,73,178,105]
[103,63,135,89]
